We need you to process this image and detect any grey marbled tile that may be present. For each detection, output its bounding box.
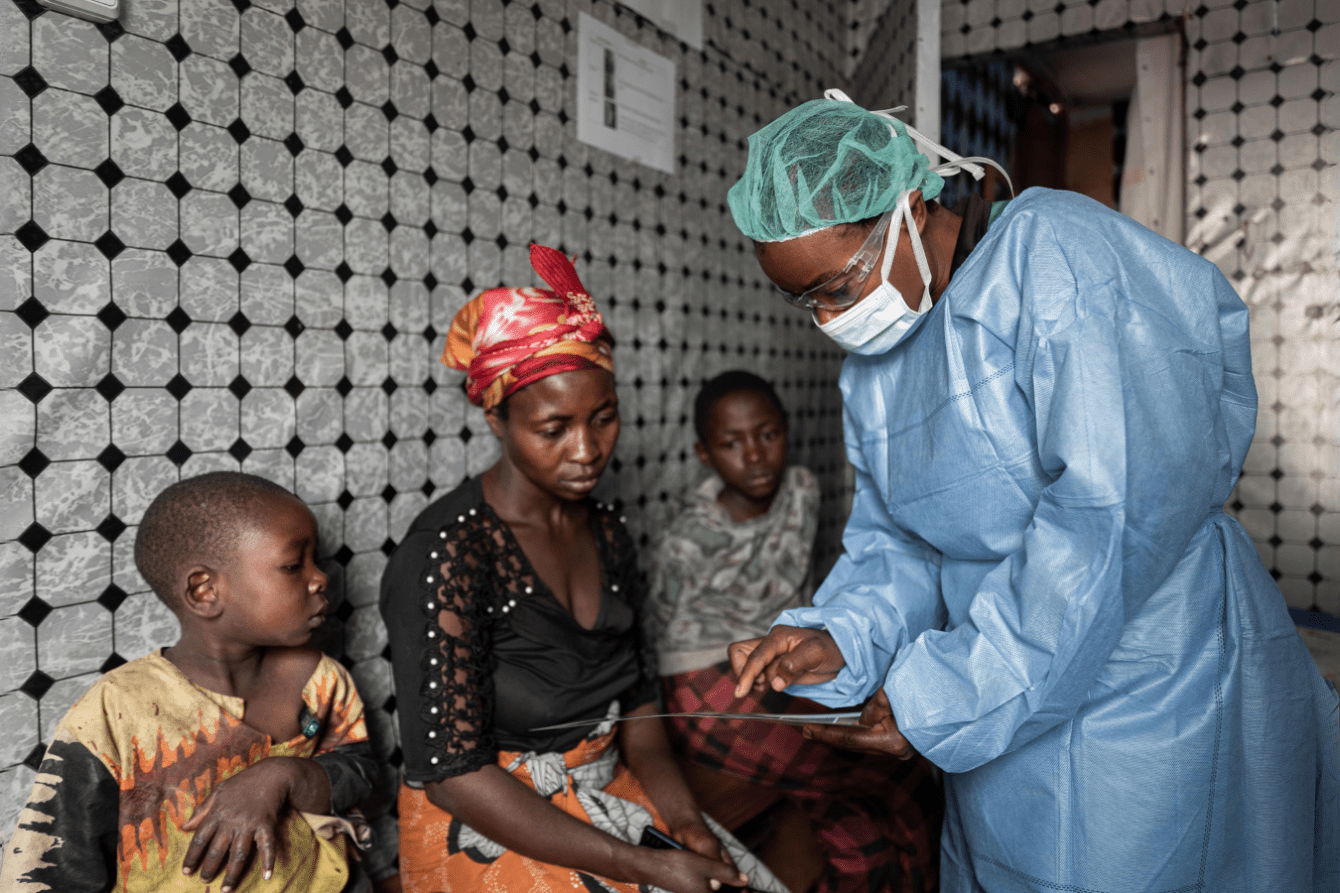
[241,8,294,77]
[39,601,113,679]
[111,35,177,113]
[295,90,344,154]
[500,149,531,199]
[180,190,240,257]
[503,3,536,52]
[180,55,239,127]
[470,0,505,40]
[179,255,240,322]
[295,150,343,212]
[345,45,389,106]
[241,75,294,142]
[252,0,293,14]
[390,5,432,62]
[111,530,147,599]
[389,116,429,173]
[34,315,110,387]
[179,122,239,192]
[343,496,388,553]
[34,240,111,314]
[436,0,468,26]
[240,263,294,325]
[112,249,177,318]
[310,505,343,561]
[532,157,561,205]
[0,468,34,542]
[0,311,29,389]
[389,227,428,279]
[388,388,428,439]
[343,216,388,274]
[296,0,343,33]
[294,444,343,503]
[0,694,38,769]
[0,391,34,467]
[112,179,178,251]
[344,159,389,219]
[295,387,341,443]
[431,24,469,80]
[429,232,467,284]
[390,63,430,121]
[345,0,390,47]
[501,100,534,153]
[0,79,28,157]
[111,388,178,456]
[179,451,242,478]
[0,3,28,76]
[344,331,388,386]
[430,77,468,131]
[32,89,106,170]
[240,326,293,385]
[388,279,429,332]
[388,439,428,490]
[294,329,344,386]
[35,530,110,608]
[32,16,107,94]
[469,40,503,94]
[0,158,24,235]
[240,200,294,264]
[36,388,107,461]
[33,167,108,244]
[344,274,387,329]
[390,170,429,225]
[345,102,389,162]
[295,29,343,94]
[35,459,111,535]
[112,591,180,660]
[344,387,388,441]
[294,268,342,327]
[0,616,36,692]
[467,241,500,289]
[120,0,176,39]
[345,441,388,497]
[428,283,466,333]
[343,605,387,661]
[389,490,428,542]
[430,180,467,235]
[531,203,560,250]
[181,0,240,59]
[466,432,501,477]
[344,550,386,609]
[180,388,240,450]
[241,448,294,489]
[240,137,293,204]
[0,542,36,618]
[294,208,342,270]
[179,323,240,386]
[112,318,177,386]
[349,654,392,707]
[429,436,465,490]
[466,191,500,241]
[112,107,179,183]
[113,455,178,524]
[468,140,502,193]
[388,333,429,384]
[500,196,532,244]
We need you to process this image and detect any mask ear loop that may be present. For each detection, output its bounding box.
[898,189,934,313]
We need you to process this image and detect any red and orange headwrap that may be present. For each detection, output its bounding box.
[442,244,614,409]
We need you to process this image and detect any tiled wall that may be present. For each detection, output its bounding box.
[0,0,852,868]
[940,0,1340,612]
[849,0,918,108]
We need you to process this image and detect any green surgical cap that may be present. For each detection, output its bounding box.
[727,99,945,243]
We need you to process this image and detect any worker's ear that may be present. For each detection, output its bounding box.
[694,441,714,470]
[909,190,928,234]
[181,567,225,620]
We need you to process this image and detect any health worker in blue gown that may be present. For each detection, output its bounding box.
[725,92,1340,892]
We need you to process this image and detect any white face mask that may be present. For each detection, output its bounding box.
[816,189,933,356]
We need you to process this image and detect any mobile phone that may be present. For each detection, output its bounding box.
[636,827,747,892]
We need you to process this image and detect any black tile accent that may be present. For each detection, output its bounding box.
[16,220,50,253]
[228,374,252,400]
[285,253,306,277]
[228,183,251,208]
[335,261,354,282]
[165,306,193,333]
[424,60,439,80]
[381,484,397,503]
[19,447,50,479]
[14,66,48,98]
[97,300,127,330]
[285,132,305,156]
[228,310,251,336]
[381,155,398,177]
[285,194,304,218]
[285,71,305,95]
[228,248,252,272]
[166,172,192,198]
[285,316,305,338]
[228,119,252,144]
[335,145,354,167]
[165,101,192,131]
[99,652,127,673]
[381,430,397,449]
[96,372,126,402]
[98,584,129,611]
[166,439,193,466]
[167,239,194,266]
[166,33,192,60]
[381,212,397,232]
[337,488,354,509]
[96,512,127,542]
[15,143,49,176]
[335,203,353,225]
[380,268,397,287]
[18,372,53,404]
[285,8,305,31]
[18,597,53,628]
[286,434,306,456]
[335,86,354,109]
[94,85,124,115]
[16,296,51,329]
[423,113,438,132]
[381,375,397,395]
[229,437,253,461]
[13,0,46,20]
[459,425,472,443]
[229,53,252,78]
[336,27,354,49]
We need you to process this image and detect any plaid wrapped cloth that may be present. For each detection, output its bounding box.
[665,662,943,893]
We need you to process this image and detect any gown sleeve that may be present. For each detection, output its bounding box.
[884,214,1243,773]
[381,520,498,784]
[773,434,947,708]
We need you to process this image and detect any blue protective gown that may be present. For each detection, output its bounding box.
[778,188,1340,892]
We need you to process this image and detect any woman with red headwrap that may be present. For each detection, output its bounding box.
[379,246,786,893]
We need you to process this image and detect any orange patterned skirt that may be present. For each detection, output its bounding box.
[397,730,786,893]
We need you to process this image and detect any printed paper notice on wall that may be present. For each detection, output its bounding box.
[576,12,677,175]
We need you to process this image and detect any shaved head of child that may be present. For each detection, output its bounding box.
[134,471,299,612]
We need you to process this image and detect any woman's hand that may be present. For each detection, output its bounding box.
[179,758,299,892]
[669,817,734,868]
[630,846,750,893]
[728,625,846,698]
[801,688,917,759]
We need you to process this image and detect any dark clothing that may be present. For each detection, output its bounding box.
[379,477,659,785]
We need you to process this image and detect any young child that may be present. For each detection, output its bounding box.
[644,370,943,893]
[1,472,376,893]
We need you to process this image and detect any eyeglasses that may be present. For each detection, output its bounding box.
[773,210,892,311]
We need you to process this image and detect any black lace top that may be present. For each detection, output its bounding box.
[379,476,660,785]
